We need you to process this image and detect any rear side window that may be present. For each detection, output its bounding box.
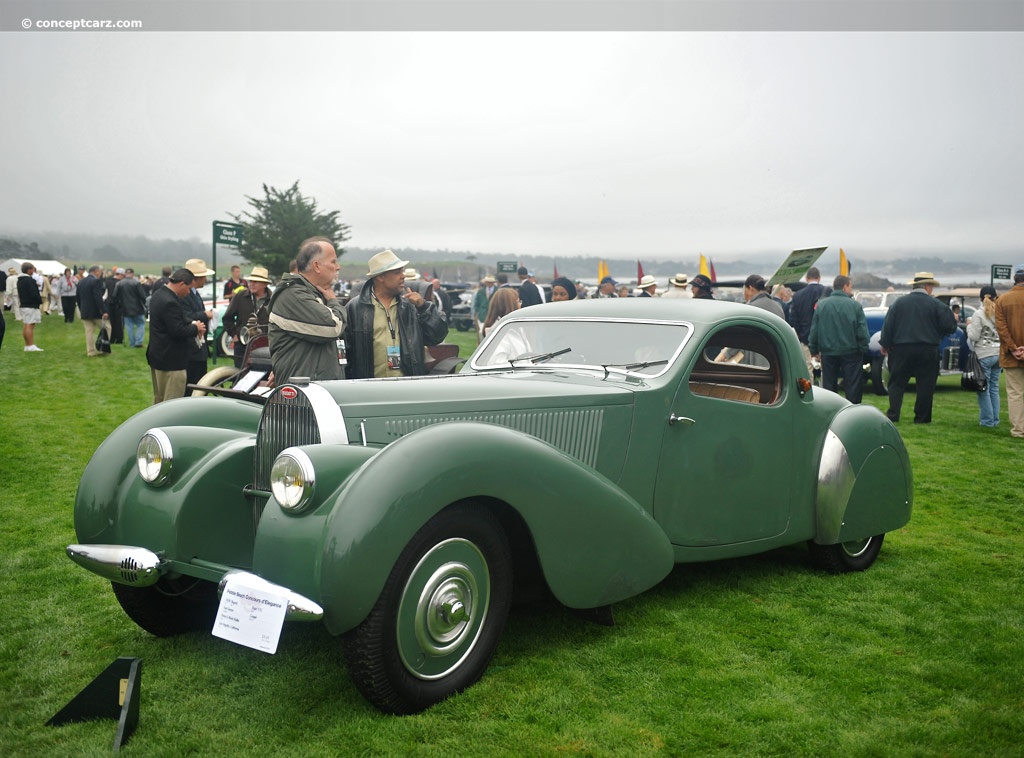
[688,325,782,405]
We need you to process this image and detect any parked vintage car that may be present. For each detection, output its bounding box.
[67,299,913,714]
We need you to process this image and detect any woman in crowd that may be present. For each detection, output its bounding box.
[482,287,521,337]
[967,285,1002,427]
[550,277,577,302]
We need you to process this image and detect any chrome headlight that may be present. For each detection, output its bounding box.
[137,429,173,486]
[270,448,316,512]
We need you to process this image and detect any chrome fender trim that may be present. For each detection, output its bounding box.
[815,430,856,544]
[218,570,324,623]
[66,544,162,586]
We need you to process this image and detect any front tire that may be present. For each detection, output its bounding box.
[343,503,512,714]
[808,534,885,574]
[111,576,220,637]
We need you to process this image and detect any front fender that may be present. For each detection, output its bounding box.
[815,405,913,544]
[74,398,261,554]
[255,422,674,635]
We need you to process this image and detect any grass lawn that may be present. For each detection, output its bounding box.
[1,309,1022,756]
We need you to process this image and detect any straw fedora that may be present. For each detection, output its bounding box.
[185,258,215,277]
[638,275,657,289]
[366,249,409,278]
[403,267,421,281]
[670,273,689,288]
[907,272,940,287]
[247,265,272,283]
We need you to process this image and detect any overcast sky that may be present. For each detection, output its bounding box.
[1,31,1021,261]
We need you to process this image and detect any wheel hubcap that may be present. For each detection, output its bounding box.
[841,536,872,557]
[397,538,491,680]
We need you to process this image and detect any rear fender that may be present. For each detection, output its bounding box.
[815,405,913,544]
[256,422,674,635]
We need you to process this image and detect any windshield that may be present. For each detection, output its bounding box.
[471,318,690,377]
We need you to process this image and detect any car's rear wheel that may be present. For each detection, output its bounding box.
[343,503,512,714]
[111,576,220,637]
[870,355,888,395]
[808,534,884,574]
[219,329,234,357]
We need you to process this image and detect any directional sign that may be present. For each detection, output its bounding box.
[766,247,828,286]
[213,221,243,247]
[992,264,1012,281]
[496,261,518,274]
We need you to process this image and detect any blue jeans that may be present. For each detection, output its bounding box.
[124,314,146,348]
[977,354,1002,427]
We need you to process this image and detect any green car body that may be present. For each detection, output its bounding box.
[69,299,912,713]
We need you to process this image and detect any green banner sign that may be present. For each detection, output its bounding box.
[213,221,243,247]
[496,261,518,273]
[992,264,1012,280]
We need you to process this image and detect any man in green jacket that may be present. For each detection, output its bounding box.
[268,236,346,383]
[808,275,869,403]
[472,275,497,341]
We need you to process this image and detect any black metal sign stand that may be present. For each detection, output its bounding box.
[47,657,142,752]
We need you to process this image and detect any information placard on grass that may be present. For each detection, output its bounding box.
[212,577,288,654]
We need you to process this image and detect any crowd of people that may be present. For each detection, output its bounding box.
[4,251,1024,439]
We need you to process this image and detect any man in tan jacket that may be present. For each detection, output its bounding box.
[995,263,1024,438]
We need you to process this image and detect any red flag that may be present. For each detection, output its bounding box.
[637,260,645,283]
[709,258,717,283]
[553,260,559,279]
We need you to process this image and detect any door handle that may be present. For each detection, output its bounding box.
[669,414,694,426]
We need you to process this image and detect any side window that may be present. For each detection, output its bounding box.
[688,325,782,405]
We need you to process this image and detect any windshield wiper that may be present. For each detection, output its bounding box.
[508,347,572,366]
[600,359,668,378]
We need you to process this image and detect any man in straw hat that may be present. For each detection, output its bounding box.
[473,274,497,340]
[662,273,690,299]
[880,272,957,424]
[182,258,216,394]
[222,265,273,367]
[268,236,346,383]
[344,249,447,379]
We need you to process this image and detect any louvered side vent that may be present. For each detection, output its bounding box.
[384,409,604,468]
[253,390,322,530]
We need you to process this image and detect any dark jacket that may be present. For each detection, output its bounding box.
[16,274,42,309]
[223,288,271,337]
[787,281,824,344]
[268,274,347,383]
[183,288,210,361]
[808,290,869,356]
[880,289,957,349]
[518,279,543,307]
[77,274,107,320]
[114,277,148,317]
[345,279,448,379]
[146,285,199,371]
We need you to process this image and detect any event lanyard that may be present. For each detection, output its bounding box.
[371,290,397,342]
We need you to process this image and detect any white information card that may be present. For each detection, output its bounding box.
[212,578,289,654]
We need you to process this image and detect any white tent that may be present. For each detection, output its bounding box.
[0,258,68,277]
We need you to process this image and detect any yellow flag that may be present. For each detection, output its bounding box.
[598,260,609,281]
[839,248,851,276]
[699,254,710,278]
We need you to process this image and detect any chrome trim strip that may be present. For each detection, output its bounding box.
[815,430,856,543]
[218,570,324,622]
[66,544,162,586]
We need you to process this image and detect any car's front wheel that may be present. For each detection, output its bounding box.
[343,503,512,714]
[808,534,885,574]
[111,576,220,637]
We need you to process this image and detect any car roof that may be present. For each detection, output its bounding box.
[514,296,784,327]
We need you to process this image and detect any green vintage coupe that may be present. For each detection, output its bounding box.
[67,299,912,714]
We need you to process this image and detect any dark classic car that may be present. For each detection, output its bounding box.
[67,299,913,714]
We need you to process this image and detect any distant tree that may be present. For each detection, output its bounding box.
[230,181,351,276]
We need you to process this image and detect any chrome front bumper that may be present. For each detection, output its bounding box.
[66,544,323,622]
